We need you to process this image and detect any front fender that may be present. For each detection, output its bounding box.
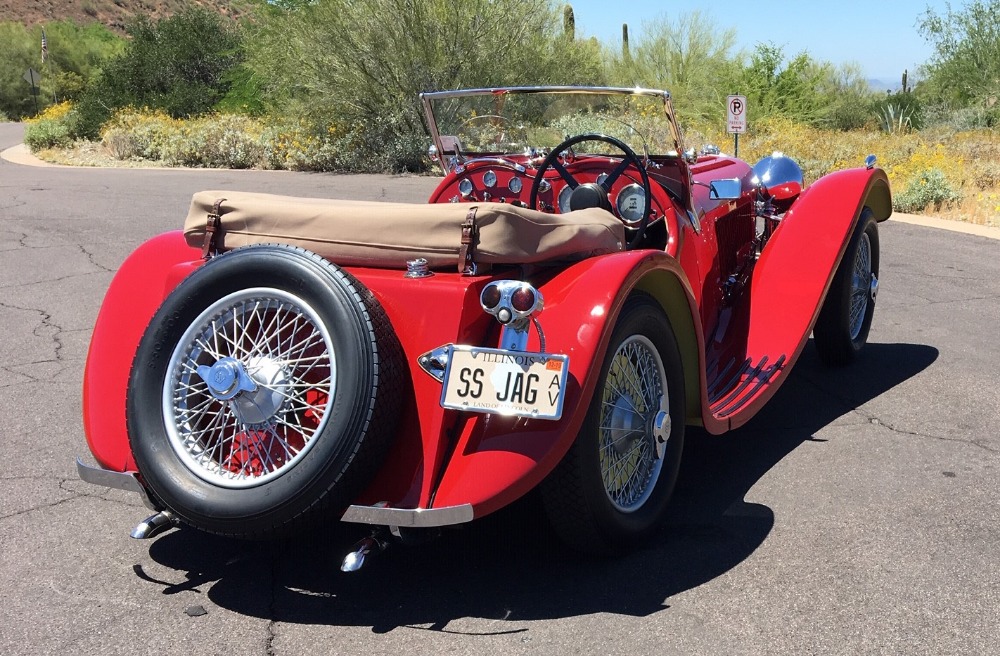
[713,166,892,430]
[429,249,707,517]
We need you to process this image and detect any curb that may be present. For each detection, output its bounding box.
[889,212,1000,241]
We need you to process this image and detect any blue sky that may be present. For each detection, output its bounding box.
[565,0,952,83]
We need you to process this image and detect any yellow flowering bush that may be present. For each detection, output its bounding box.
[23,101,77,151]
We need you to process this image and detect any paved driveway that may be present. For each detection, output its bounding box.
[1,126,998,655]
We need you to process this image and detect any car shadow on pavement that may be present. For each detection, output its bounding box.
[138,341,937,631]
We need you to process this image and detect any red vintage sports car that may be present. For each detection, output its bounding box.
[77,87,890,571]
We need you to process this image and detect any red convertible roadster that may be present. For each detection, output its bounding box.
[77,87,890,570]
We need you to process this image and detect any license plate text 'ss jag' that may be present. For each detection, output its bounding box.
[440,347,569,420]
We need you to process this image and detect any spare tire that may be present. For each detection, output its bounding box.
[127,244,403,539]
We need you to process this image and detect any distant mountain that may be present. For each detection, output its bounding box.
[867,78,897,93]
[0,0,243,31]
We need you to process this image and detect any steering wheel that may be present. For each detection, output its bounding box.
[529,133,652,249]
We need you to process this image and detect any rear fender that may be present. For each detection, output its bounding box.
[83,232,202,471]
[429,250,707,516]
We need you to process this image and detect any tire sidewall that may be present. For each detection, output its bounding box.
[128,246,378,532]
[574,297,686,544]
[814,208,880,364]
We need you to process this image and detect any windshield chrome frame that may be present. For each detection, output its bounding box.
[419,86,683,175]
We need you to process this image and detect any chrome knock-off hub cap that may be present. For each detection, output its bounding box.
[599,335,670,513]
[164,288,336,489]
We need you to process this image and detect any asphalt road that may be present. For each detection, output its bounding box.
[1,122,998,655]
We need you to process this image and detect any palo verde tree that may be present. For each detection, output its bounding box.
[605,11,741,124]
[247,0,603,137]
[918,0,1000,111]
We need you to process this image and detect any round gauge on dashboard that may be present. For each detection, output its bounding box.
[615,184,646,226]
[483,170,497,188]
[558,185,573,213]
[458,178,474,196]
[596,172,608,186]
[508,176,522,194]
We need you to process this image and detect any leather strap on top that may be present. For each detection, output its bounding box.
[201,197,226,259]
[459,206,479,275]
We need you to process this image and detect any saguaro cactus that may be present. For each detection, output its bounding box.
[563,4,575,41]
[622,23,630,60]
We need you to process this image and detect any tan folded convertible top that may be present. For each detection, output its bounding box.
[184,190,625,271]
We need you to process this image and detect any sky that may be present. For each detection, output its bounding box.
[565,0,953,84]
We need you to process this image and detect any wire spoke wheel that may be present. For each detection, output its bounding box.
[127,244,403,539]
[541,296,684,554]
[848,233,872,340]
[165,288,335,488]
[599,335,666,512]
[814,208,880,366]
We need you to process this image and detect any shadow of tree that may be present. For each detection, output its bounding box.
[137,342,937,631]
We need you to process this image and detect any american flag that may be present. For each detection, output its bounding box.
[41,28,47,63]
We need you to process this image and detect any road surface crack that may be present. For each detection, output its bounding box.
[858,412,997,453]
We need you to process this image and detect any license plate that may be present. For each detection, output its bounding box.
[440,346,569,420]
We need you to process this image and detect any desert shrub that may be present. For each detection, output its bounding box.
[0,110,10,122]
[23,101,76,150]
[894,169,962,212]
[100,107,179,160]
[261,114,427,173]
[160,114,265,169]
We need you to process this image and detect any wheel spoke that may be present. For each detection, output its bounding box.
[598,333,667,512]
[165,289,336,489]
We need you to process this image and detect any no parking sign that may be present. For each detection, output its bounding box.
[727,95,747,134]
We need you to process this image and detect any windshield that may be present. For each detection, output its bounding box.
[421,87,683,172]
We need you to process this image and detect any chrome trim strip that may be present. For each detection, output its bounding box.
[77,457,145,493]
[341,503,475,527]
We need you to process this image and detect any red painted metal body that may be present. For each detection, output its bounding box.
[81,150,890,522]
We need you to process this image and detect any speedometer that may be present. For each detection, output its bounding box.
[558,185,573,213]
[616,184,646,226]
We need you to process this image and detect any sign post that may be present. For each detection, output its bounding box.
[726,94,747,157]
[23,68,41,115]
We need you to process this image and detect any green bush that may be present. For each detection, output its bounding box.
[75,9,244,138]
[894,168,962,212]
[0,110,10,122]
[24,115,73,150]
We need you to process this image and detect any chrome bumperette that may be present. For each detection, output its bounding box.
[341,503,475,528]
[76,457,156,509]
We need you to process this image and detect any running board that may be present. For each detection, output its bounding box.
[708,354,786,419]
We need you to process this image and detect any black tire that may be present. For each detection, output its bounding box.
[814,208,880,366]
[540,295,685,554]
[127,244,403,539]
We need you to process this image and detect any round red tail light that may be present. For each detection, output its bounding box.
[510,286,536,313]
[481,284,502,310]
